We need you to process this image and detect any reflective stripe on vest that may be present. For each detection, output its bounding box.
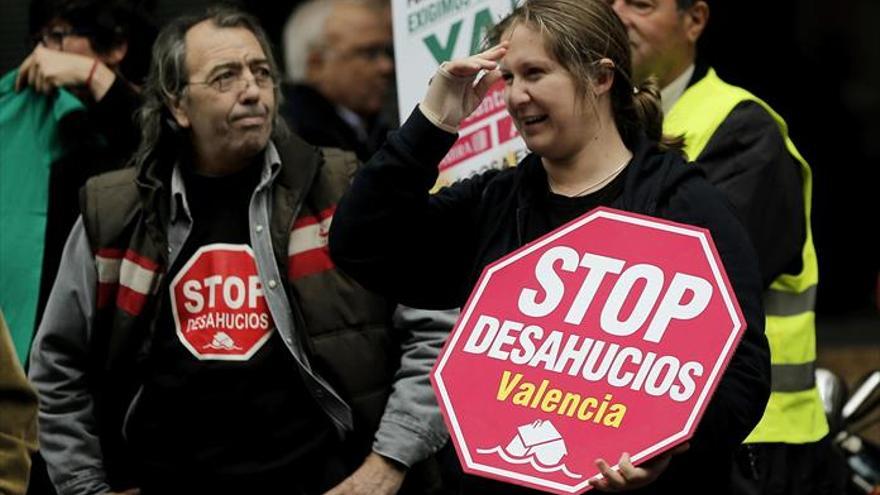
[765,285,817,317]
[664,69,827,444]
[772,362,816,393]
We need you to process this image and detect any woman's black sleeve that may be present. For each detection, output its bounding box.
[330,108,495,309]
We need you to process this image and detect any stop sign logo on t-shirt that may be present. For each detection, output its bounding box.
[170,243,275,361]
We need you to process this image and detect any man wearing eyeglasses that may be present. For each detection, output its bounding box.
[29,7,443,495]
[280,0,395,162]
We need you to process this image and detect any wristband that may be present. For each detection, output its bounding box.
[85,59,99,88]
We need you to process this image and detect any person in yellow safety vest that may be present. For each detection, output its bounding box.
[609,0,835,493]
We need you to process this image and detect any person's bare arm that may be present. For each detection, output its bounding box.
[16,45,117,101]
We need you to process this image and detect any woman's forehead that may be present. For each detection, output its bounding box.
[498,24,556,69]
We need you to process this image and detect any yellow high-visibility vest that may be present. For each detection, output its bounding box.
[664,69,827,444]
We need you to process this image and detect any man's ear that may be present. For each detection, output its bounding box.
[168,96,191,129]
[683,1,709,44]
[101,40,128,67]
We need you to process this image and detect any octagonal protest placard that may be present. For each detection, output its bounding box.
[431,207,746,494]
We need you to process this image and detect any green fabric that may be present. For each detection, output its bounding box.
[0,69,84,365]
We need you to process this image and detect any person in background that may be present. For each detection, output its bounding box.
[28,7,444,495]
[609,1,831,492]
[280,3,454,484]
[280,0,394,161]
[19,0,154,213]
[0,0,154,366]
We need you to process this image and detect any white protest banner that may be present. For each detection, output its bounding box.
[392,0,527,187]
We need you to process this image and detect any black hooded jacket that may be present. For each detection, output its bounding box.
[330,109,770,493]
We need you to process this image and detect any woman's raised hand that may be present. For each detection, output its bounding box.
[419,42,508,133]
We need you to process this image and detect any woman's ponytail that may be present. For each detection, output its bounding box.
[631,76,685,151]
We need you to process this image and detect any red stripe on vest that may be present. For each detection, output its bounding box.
[97,283,118,309]
[292,205,336,229]
[96,248,125,259]
[94,249,158,314]
[289,248,335,280]
[124,249,160,271]
[117,285,149,315]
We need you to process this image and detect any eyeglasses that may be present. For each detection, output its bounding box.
[187,65,277,93]
[349,44,394,61]
[33,27,91,49]
[328,43,394,62]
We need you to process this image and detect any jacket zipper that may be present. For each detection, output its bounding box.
[516,206,527,246]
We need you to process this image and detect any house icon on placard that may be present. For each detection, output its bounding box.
[505,420,568,466]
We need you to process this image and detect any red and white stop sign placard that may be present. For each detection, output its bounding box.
[431,207,746,494]
[170,243,274,361]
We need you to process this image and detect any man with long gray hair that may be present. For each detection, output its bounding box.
[29,7,445,494]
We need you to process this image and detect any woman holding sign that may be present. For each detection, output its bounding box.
[330,0,770,492]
